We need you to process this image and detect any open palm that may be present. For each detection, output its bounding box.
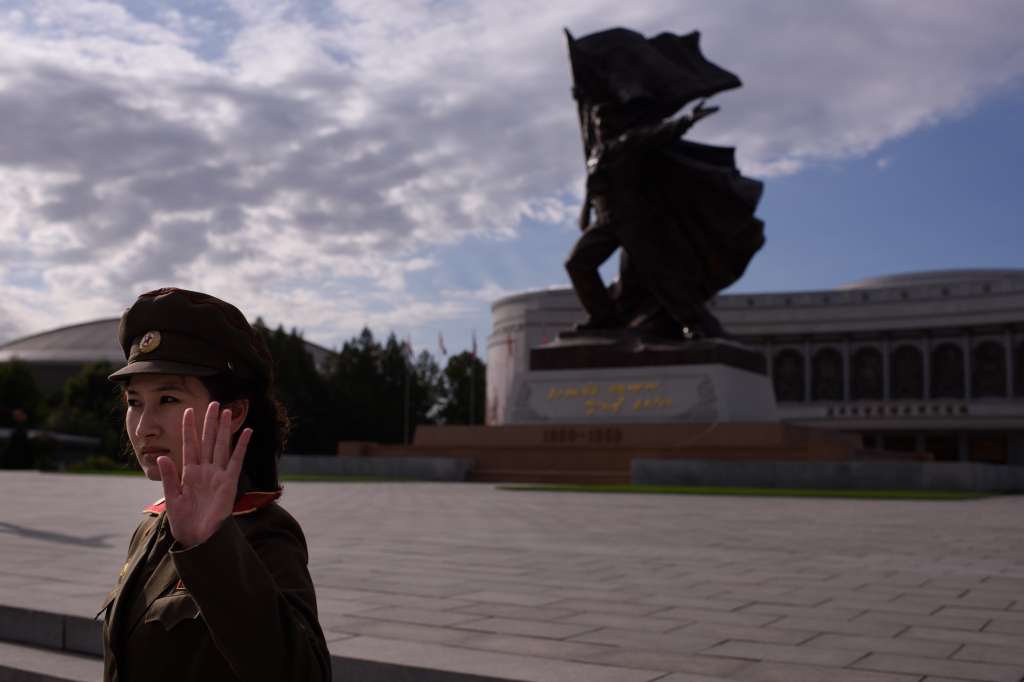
[156,402,252,548]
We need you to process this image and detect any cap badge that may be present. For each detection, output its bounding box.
[139,330,162,353]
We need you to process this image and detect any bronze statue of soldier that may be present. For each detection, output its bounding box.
[566,100,724,338]
[562,27,766,342]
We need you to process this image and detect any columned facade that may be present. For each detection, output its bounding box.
[488,270,1024,464]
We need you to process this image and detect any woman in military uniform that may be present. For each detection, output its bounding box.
[100,288,331,681]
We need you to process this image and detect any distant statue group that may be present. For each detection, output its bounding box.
[563,28,766,341]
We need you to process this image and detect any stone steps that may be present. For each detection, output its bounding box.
[0,604,573,682]
[0,639,102,682]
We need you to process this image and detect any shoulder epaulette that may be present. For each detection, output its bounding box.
[141,491,280,517]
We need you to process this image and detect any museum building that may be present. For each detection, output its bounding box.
[487,269,1024,464]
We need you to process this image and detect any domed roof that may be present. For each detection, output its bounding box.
[0,318,332,369]
[0,319,123,364]
[836,269,1024,291]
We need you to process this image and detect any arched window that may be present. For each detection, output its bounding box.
[972,341,1006,397]
[811,348,843,401]
[1016,341,1024,398]
[850,347,883,400]
[773,349,804,402]
[890,345,923,399]
[930,343,964,399]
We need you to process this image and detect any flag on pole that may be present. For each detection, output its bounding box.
[506,331,513,357]
[471,330,477,361]
[438,332,447,356]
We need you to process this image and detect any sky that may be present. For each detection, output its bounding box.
[0,0,1022,358]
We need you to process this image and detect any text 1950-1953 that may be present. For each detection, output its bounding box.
[541,428,623,444]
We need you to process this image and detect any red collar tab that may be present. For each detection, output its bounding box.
[141,491,279,517]
[231,491,281,515]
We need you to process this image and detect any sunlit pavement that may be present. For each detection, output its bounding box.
[1,471,1023,682]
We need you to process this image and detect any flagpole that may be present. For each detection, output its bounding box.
[470,330,476,426]
[404,335,411,445]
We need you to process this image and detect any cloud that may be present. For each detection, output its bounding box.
[0,0,1022,346]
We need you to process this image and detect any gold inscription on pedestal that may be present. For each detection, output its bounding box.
[544,379,673,417]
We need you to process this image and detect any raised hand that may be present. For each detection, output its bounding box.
[156,402,252,548]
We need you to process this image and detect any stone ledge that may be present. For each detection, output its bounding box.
[532,336,765,374]
[0,605,667,682]
[0,605,101,657]
[0,639,102,682]
[632,459,1024,491]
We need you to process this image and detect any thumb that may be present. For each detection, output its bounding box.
[157,456,182,504]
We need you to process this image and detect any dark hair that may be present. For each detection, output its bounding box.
[197,373,289,492]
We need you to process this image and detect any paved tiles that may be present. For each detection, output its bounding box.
[1,471,1023,681]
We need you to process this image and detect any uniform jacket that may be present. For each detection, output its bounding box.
[100,481,331,681]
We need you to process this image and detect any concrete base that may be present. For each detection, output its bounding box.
[278,455,474,481]
[632,459,1024,492]
[504,364,779,424]
[345,423,906,484]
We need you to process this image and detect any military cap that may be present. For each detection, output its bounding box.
[108,288,274,383]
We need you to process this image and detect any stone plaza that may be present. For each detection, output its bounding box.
[1,472,1023,681]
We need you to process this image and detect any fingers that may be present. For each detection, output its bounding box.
[181,408,201,468]
[225,428,252,481]
[157,456,182,502]
[201,402,220,464]
[212,408,234,468]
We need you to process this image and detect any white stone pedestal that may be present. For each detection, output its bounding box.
[504,364,779,424]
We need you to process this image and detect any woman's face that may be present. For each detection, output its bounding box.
[125,374,214,481]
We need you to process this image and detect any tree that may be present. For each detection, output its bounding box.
[46,360,130,463]
[327,329,441,444]
[436,352,486,425]
[0,359,47,428]
[255,320,336,454]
